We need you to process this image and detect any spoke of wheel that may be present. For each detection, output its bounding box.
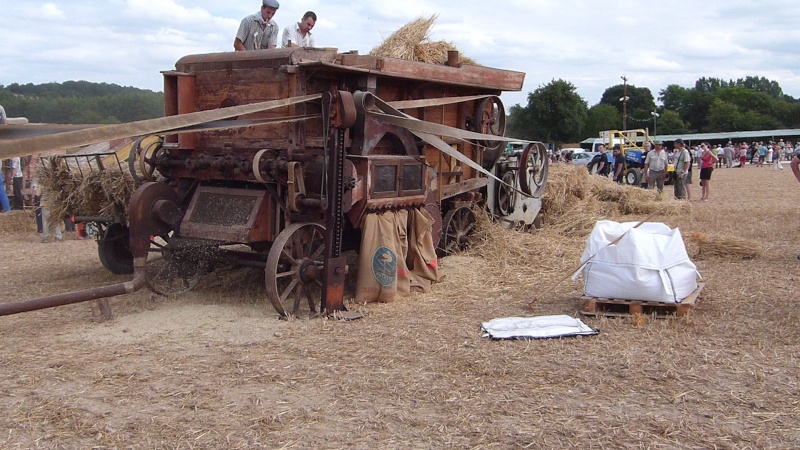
[279,278,299,303]
[463,222,476,235]
[302,284,316,313]
[281,246,299,265]
[309,242,324,261]
[275,269,294,279]
[293,288,302,315]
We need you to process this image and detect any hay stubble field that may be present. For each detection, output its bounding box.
[1,163,799,448]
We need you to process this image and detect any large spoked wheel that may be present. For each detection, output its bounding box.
[476,96,507,167]
[145,234,207,296]
[439,206,477,256]
[265,223,326,318]
[128,136,165,183]
[496,170,517,216]
[518,143,549,197]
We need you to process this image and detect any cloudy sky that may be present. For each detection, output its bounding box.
[2,0,800,113]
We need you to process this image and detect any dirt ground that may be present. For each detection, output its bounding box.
[1,163,799,449]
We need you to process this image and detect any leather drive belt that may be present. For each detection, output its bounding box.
[0,93,322,159]
[387,94,492,110]
[354,91,543,198]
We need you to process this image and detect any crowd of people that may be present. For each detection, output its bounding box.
[554,138,800,203]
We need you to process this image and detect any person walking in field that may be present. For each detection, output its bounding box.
[698,143,718,202]
[738,143,748,167]
[673,139,691,200]
[773,143,784,171]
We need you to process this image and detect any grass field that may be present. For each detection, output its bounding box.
[1,162,798,448]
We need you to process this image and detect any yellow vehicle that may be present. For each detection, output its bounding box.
[590,129,653,186]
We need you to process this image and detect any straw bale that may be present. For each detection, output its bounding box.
[541,164,691,234]
[686,231,763,260]
[0,210,37,233]
[369,15,477,65]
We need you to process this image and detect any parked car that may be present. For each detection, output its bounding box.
[571,151,598,167]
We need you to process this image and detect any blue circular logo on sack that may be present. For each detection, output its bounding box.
[371,246,397,287]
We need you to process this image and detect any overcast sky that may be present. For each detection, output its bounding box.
[2,0,800,115]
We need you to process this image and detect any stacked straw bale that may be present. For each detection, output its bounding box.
[686,231,763,260]
[539,164,690,237]
[467,165,692,272]
[369,15,477,65]
[0,210,37,233]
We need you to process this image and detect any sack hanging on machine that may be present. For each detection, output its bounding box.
[356,211,409,303]
[355,208,440,303]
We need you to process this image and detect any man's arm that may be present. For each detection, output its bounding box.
[791,155,800,183]
[234,38,246,51]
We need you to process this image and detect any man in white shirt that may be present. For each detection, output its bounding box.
[644,140,669,192]
[282,11,316,48]
[10,157,23,210]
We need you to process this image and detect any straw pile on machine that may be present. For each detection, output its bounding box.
[369,15,477,65]
[36,156,136,227]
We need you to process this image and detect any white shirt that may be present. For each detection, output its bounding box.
[644,149,668,171]
[282,22,315,48]
[11,157,22,178]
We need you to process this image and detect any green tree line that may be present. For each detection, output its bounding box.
[0,80,163,124]
[507,76,800,145]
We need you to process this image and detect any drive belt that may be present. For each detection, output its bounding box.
[353,91,544,198]
[0,93,322,159]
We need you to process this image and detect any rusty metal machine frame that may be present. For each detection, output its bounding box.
[0,47,549,321]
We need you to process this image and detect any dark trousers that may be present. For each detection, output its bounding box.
[34,195,43,233]
[12,176,23,210]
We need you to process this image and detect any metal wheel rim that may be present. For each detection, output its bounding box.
[496,170,517,216]
[476,96,506,151]
[440,207,477,255]
[265,223,326,318]
[518,143,549,197]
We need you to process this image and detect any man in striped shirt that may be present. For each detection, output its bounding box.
[234,0,280,51]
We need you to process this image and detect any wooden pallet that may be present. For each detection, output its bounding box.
[580,283,704,318]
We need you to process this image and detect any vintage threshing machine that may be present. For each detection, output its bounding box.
[0,47,548,320]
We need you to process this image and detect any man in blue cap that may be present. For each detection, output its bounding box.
[234,0,280,51]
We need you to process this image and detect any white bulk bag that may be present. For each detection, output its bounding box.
[573,220,699,303]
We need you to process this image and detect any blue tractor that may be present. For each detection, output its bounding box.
[597,129,651,187]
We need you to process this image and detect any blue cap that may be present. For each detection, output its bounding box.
[262,0,279,8]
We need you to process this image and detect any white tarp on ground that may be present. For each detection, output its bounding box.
[574,220,699,303]
[481,315,599,340]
